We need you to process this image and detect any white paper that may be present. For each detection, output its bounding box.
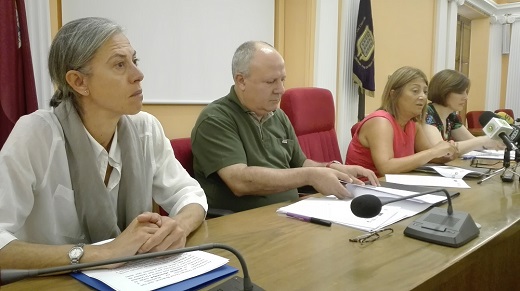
[276,183,447,232]
[348,184,446,204]
[346,184,445,222]
[422,165,480,179]
[385,174,470,188]
[461,150,514,160]
[277,181,458,232]
[277,196,401,232]
[347,184,446,221]
[82,251,228,291]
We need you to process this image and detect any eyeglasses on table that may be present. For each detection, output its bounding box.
[469,157,506,169]
[349,228,394,245]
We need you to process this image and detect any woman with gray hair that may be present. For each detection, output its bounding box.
[0,17,207,270]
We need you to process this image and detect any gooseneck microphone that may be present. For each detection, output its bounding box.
[0,243,263,291]
[478,111,518,151]
[350,187,479,247]
[350,188,453,218]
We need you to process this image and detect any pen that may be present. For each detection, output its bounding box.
[285,212,332,227]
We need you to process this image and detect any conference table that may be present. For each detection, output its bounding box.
[3,161,520,290]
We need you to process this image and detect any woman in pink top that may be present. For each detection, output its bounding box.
[346,66,457,177]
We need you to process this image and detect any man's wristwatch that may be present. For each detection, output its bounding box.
[68,243,85,265]
[325,160,341,168]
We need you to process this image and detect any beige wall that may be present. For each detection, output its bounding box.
[369,0,497,116]
[468,18,490,112]
[49,0,60,30]
[501,55,509,108]
[368,0,436,114]
[278,0,316,89]
[142,105,205,138]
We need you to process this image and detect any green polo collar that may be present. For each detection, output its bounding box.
[226,85,275,123]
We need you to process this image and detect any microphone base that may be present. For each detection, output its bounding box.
[404,207,480,248]
[207,276,264,291]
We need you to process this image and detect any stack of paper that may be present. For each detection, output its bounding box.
[414,164,490,179]
[385,174,471,188]
[71,250,237,291]
[277,195,401,232]
[277,183,451,232]
[461,149,515,160]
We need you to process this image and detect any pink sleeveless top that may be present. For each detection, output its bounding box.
[346,110,416,177]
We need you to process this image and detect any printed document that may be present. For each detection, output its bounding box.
[277,183,449,232]
[277,196,400,231]
[415,164,489,179]
[81,251,229,291]
[385,174,470,188]
[461,149,515,160]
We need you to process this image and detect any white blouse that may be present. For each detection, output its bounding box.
[0,109,207,249]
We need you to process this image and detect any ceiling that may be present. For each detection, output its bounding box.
[459,0,520,20]
[459,4,487,19]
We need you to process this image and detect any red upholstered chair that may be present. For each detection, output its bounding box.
[159,137,232,218]
[280,87,342,163]
[466,111,485,129]
[465,111,485,136]
[158,138,192,216]
[170,137,194,176]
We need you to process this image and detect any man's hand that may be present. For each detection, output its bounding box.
[308,167,363,199]
[335,164,380,186]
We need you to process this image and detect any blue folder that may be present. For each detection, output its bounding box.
[70,264,238,291]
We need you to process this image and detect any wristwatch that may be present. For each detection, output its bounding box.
[68,243,85,265]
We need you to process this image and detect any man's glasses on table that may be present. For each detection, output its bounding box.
[349,228,394,245]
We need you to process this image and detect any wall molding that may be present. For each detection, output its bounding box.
[465,0,520,18]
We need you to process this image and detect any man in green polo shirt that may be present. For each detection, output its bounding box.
[191,41,378,212]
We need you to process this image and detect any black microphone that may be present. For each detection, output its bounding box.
[479,111,518,151]
[0,243,263,291]
[350,188,453,218]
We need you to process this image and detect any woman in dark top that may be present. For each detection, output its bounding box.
[423,69,503,155]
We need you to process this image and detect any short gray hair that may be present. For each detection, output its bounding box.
[48,17,123,108]
[231,41,273,78]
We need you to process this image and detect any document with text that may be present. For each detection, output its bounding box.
[414,164,489,179]
[277,195,401,231]
[79,251,230,291]
[461,149,515,160]
[385,174,471,188]
[277,182,453,232]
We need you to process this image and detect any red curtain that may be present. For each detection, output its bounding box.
[0,0,38,148]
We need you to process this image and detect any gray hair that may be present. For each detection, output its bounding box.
[231,41,273,78]
[48,17,123,109]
